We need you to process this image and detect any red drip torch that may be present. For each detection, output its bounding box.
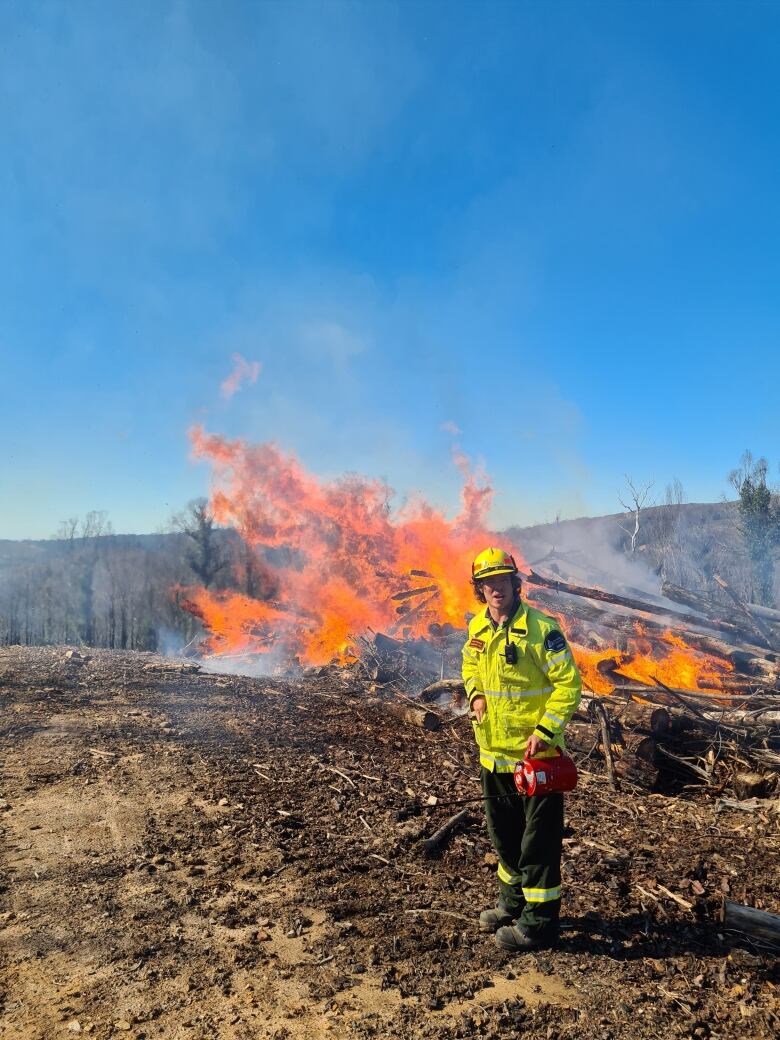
[514,749,578,796]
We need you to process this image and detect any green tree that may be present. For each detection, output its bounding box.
[728,451,780,606]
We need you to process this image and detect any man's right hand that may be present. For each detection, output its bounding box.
[471,695,487,722]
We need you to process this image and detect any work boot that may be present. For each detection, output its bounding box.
[494,921,560,952]
[478,904,516,933]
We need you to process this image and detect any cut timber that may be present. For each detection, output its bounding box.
[422,808,472,856]
[374,632,405,654]
[418,678,467,703]
[649,707,694,737]
[373,631,440,666]
[721,900,780,949]
[391,585,438,602]
[614,736,658,791]
[661,580,780,647]
[744,601,780,624]
[714,574,779,650]
[388,591,439,635]
[525,570,768,647]
[662,580,722,613]
[366,697,441,732]
[623,735,658,763]
[661,582,740,628]
[651,677,710,721]
[368,662,401,684]
[731,772,768,800]
[529,588,778,675]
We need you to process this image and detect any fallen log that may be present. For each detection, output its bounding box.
[525,570,770,647]
[714,574,779,650]
[391,584,438,602]
[529,588,779,675]
[614,738,659,791]
[422,808,472,856]
[418,678,467,704]
[366,697,441,732]
[367,662,402,684]
[744,601,780,624]
[649,707,694,737]
[374,631,404,653]
[605,682,777,710]
[621,735,658,763]
[660,580,780,648]
[655,744,713,782]
[662,580,723,613]
[389,591,439,634]
[721,899,780,948]
[374,631,441,665]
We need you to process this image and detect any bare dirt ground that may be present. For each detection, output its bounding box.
[1,646,778,1040]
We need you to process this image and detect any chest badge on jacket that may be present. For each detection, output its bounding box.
[469,637,486,651]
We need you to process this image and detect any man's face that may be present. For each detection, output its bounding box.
[479,572,515,613]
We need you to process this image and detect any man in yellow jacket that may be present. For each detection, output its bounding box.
[462,547,581,951]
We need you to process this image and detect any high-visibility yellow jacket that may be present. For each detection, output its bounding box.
[462,600,582,773]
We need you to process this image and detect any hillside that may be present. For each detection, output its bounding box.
[1,500,774,654]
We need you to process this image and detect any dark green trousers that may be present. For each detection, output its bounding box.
[481,767,563,934]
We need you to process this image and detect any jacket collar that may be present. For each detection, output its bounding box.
[483,597,527,633]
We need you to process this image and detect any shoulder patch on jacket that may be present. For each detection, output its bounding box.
[543,630,567,654]
[469,637,486,651]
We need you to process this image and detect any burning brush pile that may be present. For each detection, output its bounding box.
[178,427,780,792]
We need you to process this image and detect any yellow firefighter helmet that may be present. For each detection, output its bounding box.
[471,547,518,581]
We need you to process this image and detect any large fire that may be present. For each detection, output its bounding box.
[181,426,733,693]
[181,426,509,665]
[575,636,733,697]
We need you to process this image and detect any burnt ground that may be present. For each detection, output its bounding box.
[0,647,778,1040]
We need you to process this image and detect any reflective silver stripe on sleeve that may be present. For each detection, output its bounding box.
[542,649,572,673]
[483,686,553,699]
[543,710,565,728]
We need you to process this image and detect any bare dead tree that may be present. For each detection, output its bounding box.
[617,476,655,554]
[56,518,80,543]
[653,478,687,582]
[174,499,229,589]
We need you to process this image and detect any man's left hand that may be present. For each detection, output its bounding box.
[525,735,549,758]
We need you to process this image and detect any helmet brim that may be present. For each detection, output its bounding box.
[472,566,517,580]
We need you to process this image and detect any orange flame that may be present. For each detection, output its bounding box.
[573,629,733,696]
[181,426,736,692]
[182,426,522,665]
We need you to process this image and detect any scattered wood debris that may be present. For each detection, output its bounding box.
[2,643,779,1039]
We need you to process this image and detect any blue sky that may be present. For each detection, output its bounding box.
[1,0,779,540]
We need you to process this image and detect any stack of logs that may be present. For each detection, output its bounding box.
[586,694,780,794]
[523,569,780,691]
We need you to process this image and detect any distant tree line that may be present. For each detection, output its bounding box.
[0,502,274,651]
[2,455,779,652]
